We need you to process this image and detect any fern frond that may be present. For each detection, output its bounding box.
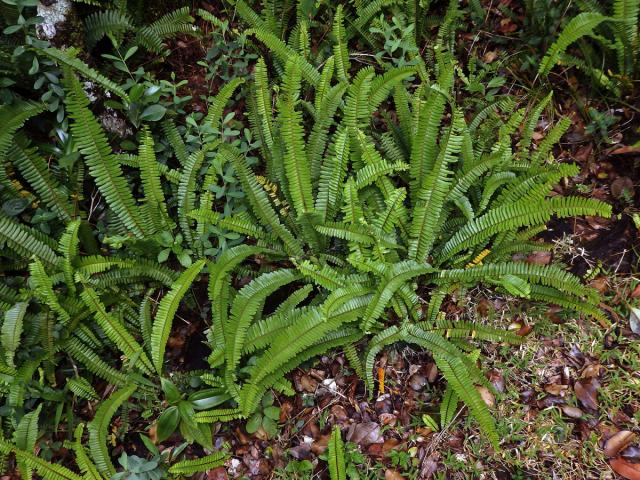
[168,451,228,475]
[151,260,205,373]
[327,426,346,480]
[0,440,82,480]
[80,287,153,374]
[0,215,59,267]
[438,197,611,261]
[42,48,129,101]
[88,384,136,477]
[62,72,146,237]
[538,13,610,76]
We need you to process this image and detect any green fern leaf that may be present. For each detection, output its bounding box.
[88,384,137,477]
[151,260,205,373]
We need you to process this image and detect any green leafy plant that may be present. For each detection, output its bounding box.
[245,390,281,438]
[188,43,610,446]
[539,0,640,93]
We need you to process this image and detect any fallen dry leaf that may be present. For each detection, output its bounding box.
[610,145,640,155]
[623,446,640,461]
[476,386,495,407]
[206,467,228,480]
[630,307,640,335]
[526,251,552,265]
[611,177,635,199]
[561,406,583,418]
[610,458,640,480]
[483,50,498,63]
[575,378,599,410]
[605,431,637,458]
[346,422,384,446]
[385,469,405,480]
[544,384,569,396]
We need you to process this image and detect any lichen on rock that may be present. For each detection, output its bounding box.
[36,0,85,49]
[36,0,72,40]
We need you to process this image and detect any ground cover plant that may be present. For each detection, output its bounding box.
[0,0,638,479]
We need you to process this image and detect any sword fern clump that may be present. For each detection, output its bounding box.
[190,48,611,446]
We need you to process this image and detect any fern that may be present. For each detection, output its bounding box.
[62,71,147,237]
[167,451,228,475]
[88,384,136,476]
[538,12,610,76]
[151,260,205,373]
[327,426,347,480]
[41,47,129,101]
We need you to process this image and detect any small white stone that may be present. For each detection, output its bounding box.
[36,0,72,40]
[321,378,337,393]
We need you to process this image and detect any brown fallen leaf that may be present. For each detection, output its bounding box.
[526,251,552,265]
[610,457,640,480]
[623,446,640,461]
[604,431,637,458]
[544,384,569,396]
[561,406,583,419]
[575,378,599,410]
[476,386,495,407]
[488,370,505,393]
[581,363,603,379]
[610,145,640,155]
[385,470,405,480]
[346,422,384,446]
[611,177,635,199]
[207,467,228,480]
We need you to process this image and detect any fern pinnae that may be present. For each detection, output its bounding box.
[0,439,83,480]
[327,426,347,480]
[62,72,147,237]
[177,149,207,247]
[538,12,610,76]
[72,424,102,480]
[80,287,153,374]
[8,137,73,222]
[138,128,170,233]
[88,384,137,477]
[409,82,450,200]
[434,352,498,447]
[409,110,464,261]
[278,59,314,217]
[168,451,229,475]
[246,27,321,85]
[208,246,265,352]
[151,260,206,374]
[360,261,434,331]
[333,5,350,81]
[14,404,42,480]
[42,48,129,101]
[0,215,60,268]
[225,144,303,256]
[224,269,302,391]
[204,78,246,131]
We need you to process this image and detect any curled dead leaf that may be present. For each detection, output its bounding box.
[611,177,635,199]
[346,422,384,446]
[385,469,405,480]
[476,386,495,407]
[605,431,637,458]
[561,406,583,419]
[575,378,599,411]
[610,457,640,480]
[544,384,569,396]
